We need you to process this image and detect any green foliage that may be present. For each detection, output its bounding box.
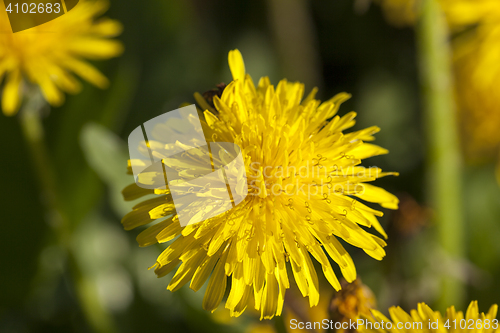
[80,123,134,216]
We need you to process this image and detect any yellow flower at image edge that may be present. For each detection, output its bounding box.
[375,0,500,160]
[0,0,123,116]
[449,1,500,160]
[122,49,399,319]
[358,301,499,333]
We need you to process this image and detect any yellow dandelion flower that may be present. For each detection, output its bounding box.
[376,0,500,31]
[122,49,399,320]
[358,301,499,333]
[0,0,123,116]
[446,1,500,160]
[375,0,500,160]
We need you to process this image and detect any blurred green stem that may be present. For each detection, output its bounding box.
[19,89,117,333]
[267,0,322,89]
[495,155,500,186]
[416,0,465,308]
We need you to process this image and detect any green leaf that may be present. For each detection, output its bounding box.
[80,123,137,216]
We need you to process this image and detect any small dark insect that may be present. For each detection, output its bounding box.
[202,83,227,109]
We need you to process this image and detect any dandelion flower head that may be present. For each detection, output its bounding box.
[122,49,399,319]
[445,0,500,160]
[0,0,123,116]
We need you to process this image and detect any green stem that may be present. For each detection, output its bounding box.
[19,89,117,333]
[416,0,465,309]
[19,90,68,240]
[496,153,500,186]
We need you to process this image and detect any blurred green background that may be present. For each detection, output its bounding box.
[1,0,500,332]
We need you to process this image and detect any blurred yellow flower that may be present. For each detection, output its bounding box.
[447,1,500,161]
[0,0,123,116]
[375,0,500,161]
[375,0,500,29]
[358,301,499,333]
[122,49,398,319]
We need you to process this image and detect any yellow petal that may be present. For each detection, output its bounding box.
[156,220,182,243]
[321,260,341,291]
[340,252,357,283]
[195,92,215,113]
[190,252,220,292]
[355,183,400,210]
[33,73,65,107]
[121,208,154,231]
[466,301,479,320]
[62,58,109,89]
[167,250,205,292]
[228,49,245,82]
[260,273,278,320]
[154,259,180,278]
[136,216,174,247]
[148,202,176,220]
[299,246,319,307]
[369,309,392,326]
[487,304,498,319]
[348,143,389,160]
[301,87,318,106]
[391,305,415,324]
[202,251,228,312]
[122,183,154,201]
[226,265,246,309]
[2,70,22,116]
[229,284,251,317]
[91,19,123,37]
[67,39,124,59]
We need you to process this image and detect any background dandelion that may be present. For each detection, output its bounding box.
[376,0,500,163]
[358,301,500,333]
[1,0,500,332]
[0,0,123,115]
